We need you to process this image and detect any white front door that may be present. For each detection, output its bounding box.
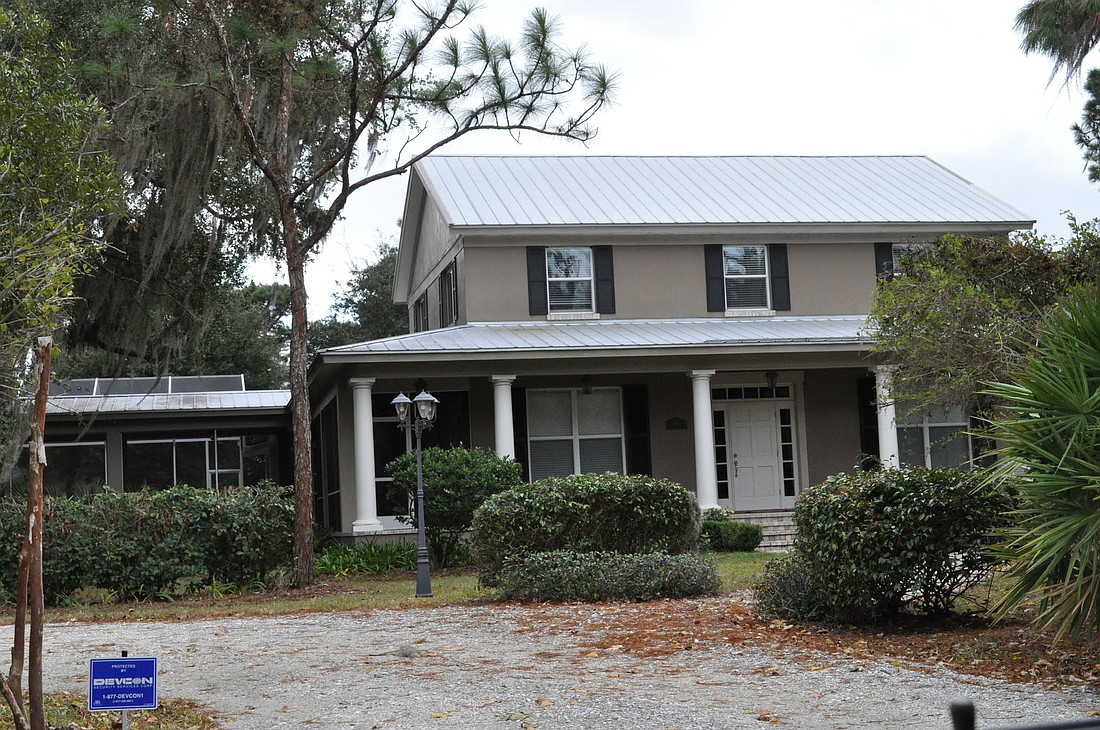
[714,393,798,512]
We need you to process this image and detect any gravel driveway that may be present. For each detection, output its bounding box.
[31,600,1100,729]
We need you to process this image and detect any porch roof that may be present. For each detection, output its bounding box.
[317,315,871,362]
[46,390,291,418]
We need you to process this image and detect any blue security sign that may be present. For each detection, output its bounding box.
[88,657,158,711]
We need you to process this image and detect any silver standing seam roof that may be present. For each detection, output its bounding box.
[414,155,1033,228]
[320,316,871,359]
[46,390,291,417]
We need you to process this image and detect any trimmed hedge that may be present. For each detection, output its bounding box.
[496,550,720,602]
[700,508,762,552]
[0,483,294,604]
[753,468,1008,623]
[470,473,701,587]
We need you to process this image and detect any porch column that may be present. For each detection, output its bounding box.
[490,375,516,459]
[873,365,900,469]
[689,370,720,510]
[350,377,383,534]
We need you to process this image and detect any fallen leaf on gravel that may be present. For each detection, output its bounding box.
[482,698,502,706]
[583,650,599,657]
[535,698,555,706]
[279,706,297,713]
[804,665,828,671]
[756,710,781,723]
[431,712,451,718]
[500,712,529,721]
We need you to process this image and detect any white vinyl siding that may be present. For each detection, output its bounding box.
[527,388,624,479]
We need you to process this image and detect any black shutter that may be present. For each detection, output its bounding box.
[874,242,894,277]
[769,244,790,311]
[622,384,652,475]
[704,244,725,312]
[511,387,530,482]
[526,247,548,316]
[593,246,615,314]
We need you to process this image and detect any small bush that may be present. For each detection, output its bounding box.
[470,473,700,587]
[496,550,720,602]
[388,446,522,568]
[0,483,294,605]
[701,518,762,552]
[316,542,416,575]
[753,468,1008,623]
[752,553,827,622]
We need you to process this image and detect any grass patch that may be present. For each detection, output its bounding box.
[713,550,780,591]
[0,692,218,729]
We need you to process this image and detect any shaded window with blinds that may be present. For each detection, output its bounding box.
[897,404,973,469]
[723,245,769,309]
[546,248,593,312]
[527,388,625,480]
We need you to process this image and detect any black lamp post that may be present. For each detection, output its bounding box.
[391,390,440,597]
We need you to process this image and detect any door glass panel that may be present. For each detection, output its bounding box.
[175,441,207,488]
[124,442,174,490]
[216,438,241,469]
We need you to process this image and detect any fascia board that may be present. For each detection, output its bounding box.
[453,221,1035,240]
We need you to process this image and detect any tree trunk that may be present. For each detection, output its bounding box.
[6,339,51,730]
[270,45,315,588]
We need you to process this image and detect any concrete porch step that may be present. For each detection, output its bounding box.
[729,511,795,551]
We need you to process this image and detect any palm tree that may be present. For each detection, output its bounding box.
[1016,0,1100,80]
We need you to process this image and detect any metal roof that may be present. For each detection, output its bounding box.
[46,390,291,417]
[320,316,870,358]
[414,155,1033,229]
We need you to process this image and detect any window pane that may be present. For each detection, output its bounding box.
[546,248,592,278]
[243,434,278,485]
[124,442,174,490]
[175,441,207,488]
[528,391,573,437]
[725,279,768,308]
[216,438,241,470]
[577,389,622,436]
[929,426,970,469]
[897,427,925,468]
[723,246,766,276]
[43,444,106,498]
[579,438,623,474]
[529,440,574,480]
[548,281,592,311]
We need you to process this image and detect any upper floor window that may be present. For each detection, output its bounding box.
[546,248,594,312]
[875,242,928,279]
[439,261,458,326]
[413,293,429,332]
[723,245,769,309]
[705,244,789,313]
[527,246,615,317]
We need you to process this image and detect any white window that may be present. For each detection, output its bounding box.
[897,405,972,469]
[527,388,624,480]
[546,248,593,313]
[439,261,458,326]
[723,245,770,309]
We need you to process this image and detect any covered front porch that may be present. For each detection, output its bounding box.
[308,316,900,536]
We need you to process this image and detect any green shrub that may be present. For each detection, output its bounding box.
[752,553,827,622]
[496,550,720,602]
[470,473,700,587]
[700,509,762,552]
[315,541,416,575]
[388,446,523,568]
[753,468,1007,623]
[0,483,294,605]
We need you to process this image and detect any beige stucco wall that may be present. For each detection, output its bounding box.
[801,368,866,487]
[461,240,882,322]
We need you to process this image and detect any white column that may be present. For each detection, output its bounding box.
[490,375,517,459]
[689,370,719,510]
[873,365,900,469]
[350,378,383,534]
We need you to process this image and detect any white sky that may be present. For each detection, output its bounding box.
[249,0,1100,317]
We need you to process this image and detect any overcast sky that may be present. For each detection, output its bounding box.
[252,0,1100,316]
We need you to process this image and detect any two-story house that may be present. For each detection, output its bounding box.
[307,155,1032,538]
